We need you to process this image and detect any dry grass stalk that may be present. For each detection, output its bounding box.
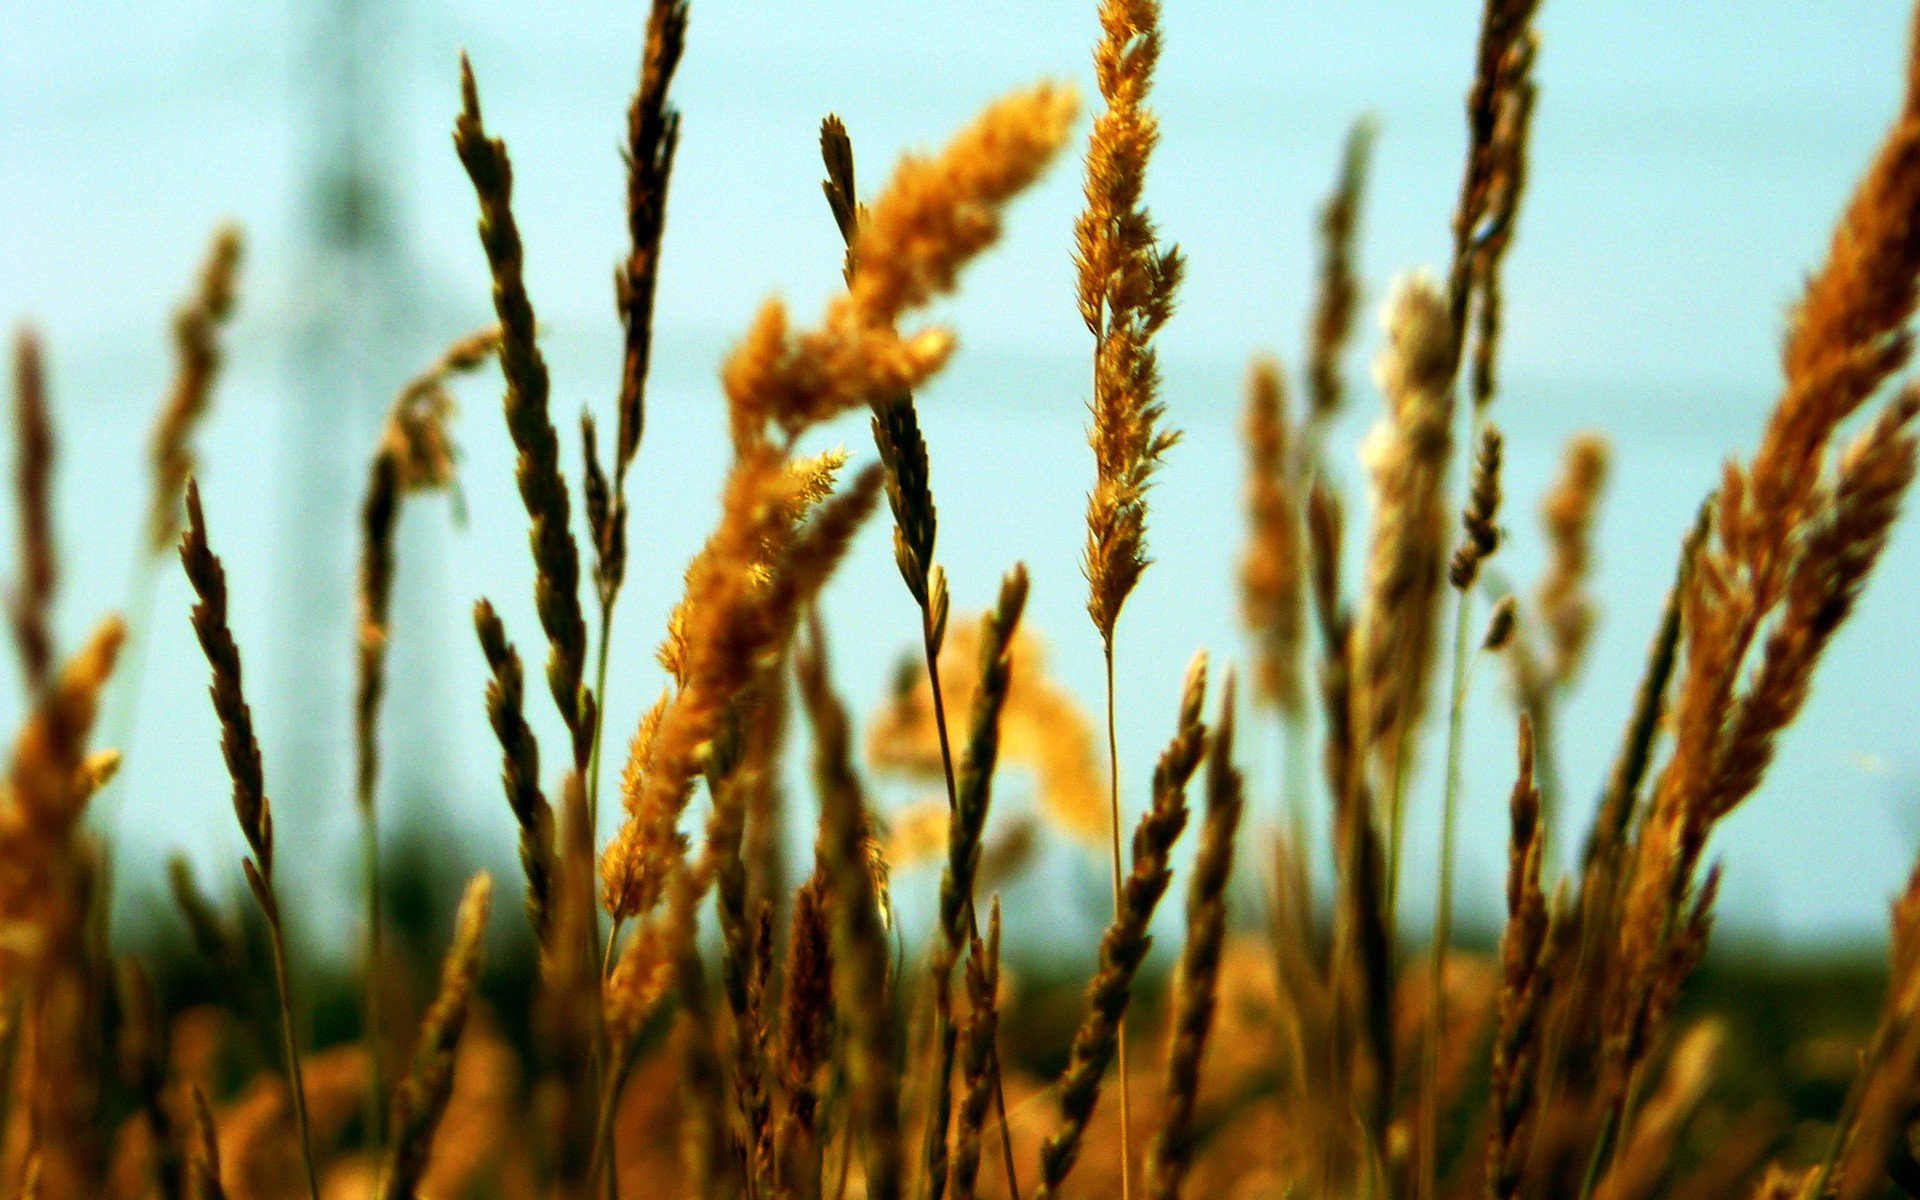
[950,902,1002,1200]
[1486,717,1546,1200]
[473,600,557,943]
[795,616,903,1200]
[116,960,186,1200]
[774,875,832,1199]
[921,566,1028,1200]
[1306,118,1377,438]
[1240,356,1306,719]
[189,1087,229,1200]
[353,326,495,1142]
[145,226,243,557]
[178,480,319,1200]
[1079,0,1183,643]
[1144,672,1244,1200]
[1035,654,1207,1200]
[10,327,54,694]
[379,873,492,1200]
[453,57,595,775]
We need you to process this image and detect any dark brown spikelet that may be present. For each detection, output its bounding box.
[776,874,832,1196]
[453,56,593,772]
[795,616,903,1200]
[1035,655,1208,1200]
[1449,0,1541,328]
[821,115,862,277]
[179,479,272,884]
[380,873,492,1200]
[1306,117,1376,434]
[1079,0,1185,642]
[1239,355,1305,716]
[1487,717,1546,1200]
[1144,672,1244,1200]
[950,902,1003,1200]
[10,326,55,693]
[1483,593,1518,652]
[147,224,243,556]
[615,0,689,484]
[473,599,555,942]
[921,565,1028,1200]
[816,117,943,613]
[1450,423,1505,591]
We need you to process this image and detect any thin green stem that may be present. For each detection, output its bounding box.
[1418,583,1476,1200]
[1102,639,1132,1200]
[263,895,321,1200]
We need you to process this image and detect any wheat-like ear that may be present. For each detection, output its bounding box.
[1487,717,1546,1200]
[1035,655,1208,1200]
[10,326,55,694]
[1306,118,1377,439]
[1144,671,1243,1200]
[380,873,492,1200]
[178,479,318,1200]
[146,225,243,557]
[453,54,594,775]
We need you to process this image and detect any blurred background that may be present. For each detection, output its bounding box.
[2,0,1917,958]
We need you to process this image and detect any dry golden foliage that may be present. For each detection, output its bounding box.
[867,612,1108,847]
[146,226,243,557]
[1239,355,1307,717]
[1535,431,1610,687]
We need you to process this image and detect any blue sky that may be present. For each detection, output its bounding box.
[4,1,1918,951]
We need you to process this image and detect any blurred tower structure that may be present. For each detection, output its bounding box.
[279,0,451,896]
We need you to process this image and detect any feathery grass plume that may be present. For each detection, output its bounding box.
[1611,382,1920,1135]
[473,600,556,942]
[607,71,1076,915]
[725,85,1075,447]
[950,902,1002,1200]
[1817,856,1920,1200]
[145,226,243,557]
[1239,355,1306,718]
[921,566,1028,1200]
[10,327,54,693]
[602,452,868,922]
[794,616,903,1200]
[1079,0,1184,643]
[1035,654,1207,1200]
[354,326,493,1141]
[1144,672,1243,1200]
[380,873,492,1200]
[1306,118,1377,438]
[1077,6,1182,1157]
[453,57,594,774]
[1536,432,1609,687]
[178,479,319,1200]
[190,1088,229,1200]
[1484,717,1545,1200]
[1356,273,1454,879]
